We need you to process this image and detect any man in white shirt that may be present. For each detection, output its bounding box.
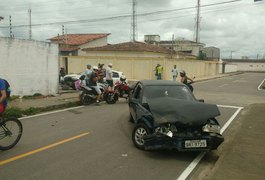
[106,63,113,90]
[172,65,178,81]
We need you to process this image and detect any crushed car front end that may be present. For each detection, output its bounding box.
[143,119,224,151]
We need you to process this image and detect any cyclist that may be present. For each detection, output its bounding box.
[0,78,8,114]
[179,70,194,92]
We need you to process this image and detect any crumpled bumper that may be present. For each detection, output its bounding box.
[143,133,224,151]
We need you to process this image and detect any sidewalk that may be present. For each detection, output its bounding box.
[191,103,265,180]
[8,89,80,112]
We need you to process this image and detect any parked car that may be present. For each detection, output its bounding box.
[128,80,224,151]
[62,68,124,90]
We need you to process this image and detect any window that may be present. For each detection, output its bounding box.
[112,72,119,78]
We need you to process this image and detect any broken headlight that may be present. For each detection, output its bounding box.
[202,124,221,134]
[155,124,177,138]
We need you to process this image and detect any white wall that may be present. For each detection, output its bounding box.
[78,37,108,56]
[219,63,238,73]
[0,38,59,96]
[237,62,265,71]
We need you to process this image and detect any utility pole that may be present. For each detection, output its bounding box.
[28,8,32,40]
[62,25,65,43]
[195,0,201,43]
[9,15,13,38]
[230,51,235,59]
[171,34,174,58]
[130,0,137,42]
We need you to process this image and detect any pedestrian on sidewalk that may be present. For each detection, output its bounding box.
[171,65,178,81]
[59,67,66,84]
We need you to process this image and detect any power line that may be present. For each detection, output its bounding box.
[0,0,263,29]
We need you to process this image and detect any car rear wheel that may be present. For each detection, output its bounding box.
[132,123,150,150]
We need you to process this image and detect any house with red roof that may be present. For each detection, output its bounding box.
[81,41,188,58]
[49,33,110,56]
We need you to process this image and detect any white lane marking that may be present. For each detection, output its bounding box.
[177,152,206,180]
[19,106,85,120]
[258,78,265,91]
[220,106,243,134]
[217,104,243,109]
[218,84,228,88]
[176,105,243,180]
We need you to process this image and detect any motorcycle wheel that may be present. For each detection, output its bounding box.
[80,93,93,105]
[105,92,118,104]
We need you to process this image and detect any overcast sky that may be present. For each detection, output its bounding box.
[0,0,264,59]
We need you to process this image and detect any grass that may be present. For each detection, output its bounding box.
[2,101,81,119]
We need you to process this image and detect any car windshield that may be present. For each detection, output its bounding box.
[143,85,195,102]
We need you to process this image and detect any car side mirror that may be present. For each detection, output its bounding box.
[198,99,204,102]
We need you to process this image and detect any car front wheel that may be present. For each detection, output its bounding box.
[132,123,150,150]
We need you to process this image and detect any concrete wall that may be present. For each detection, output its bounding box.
[219,63,238,73]
[0,38,59,96]
[64,54,220,81]
[236,62,265,71]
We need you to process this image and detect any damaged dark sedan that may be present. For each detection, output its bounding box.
[128,80,224,151]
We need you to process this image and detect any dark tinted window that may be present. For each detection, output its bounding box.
[143,85,195,101]
[112,72,119,78]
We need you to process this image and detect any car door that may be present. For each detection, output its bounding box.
[128,83,143,121]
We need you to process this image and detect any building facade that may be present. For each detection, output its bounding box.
[203,47,220,60]
[144,35,205,57]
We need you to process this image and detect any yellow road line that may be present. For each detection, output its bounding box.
[0,132,89,166]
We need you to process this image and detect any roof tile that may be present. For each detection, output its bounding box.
[49,33,110,46]
[82,41,173,54]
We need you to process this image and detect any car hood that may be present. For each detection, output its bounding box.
[147,97,220,126]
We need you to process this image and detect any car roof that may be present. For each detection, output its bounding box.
[139,80,184,86]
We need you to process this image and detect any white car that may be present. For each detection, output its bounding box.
[62,69,124,90]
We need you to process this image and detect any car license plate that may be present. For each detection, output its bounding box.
[185,140,207,148]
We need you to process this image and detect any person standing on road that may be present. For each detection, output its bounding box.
[157,64,163,80]
[154,64,159,80]
[172,65,178,81]
[106,63,113,90]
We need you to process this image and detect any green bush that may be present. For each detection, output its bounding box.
[9,95,20,101]
[33,93,43,97]
[22,93,44,99]
[3,107,23,118]
[24,107,39,115]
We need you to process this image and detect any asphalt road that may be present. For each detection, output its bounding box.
[193,72,265,106]
[0,72,264,180]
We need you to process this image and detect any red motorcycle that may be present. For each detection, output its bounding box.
[114,76,131,99]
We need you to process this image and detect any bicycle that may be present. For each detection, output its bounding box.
[0,117,23,150]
